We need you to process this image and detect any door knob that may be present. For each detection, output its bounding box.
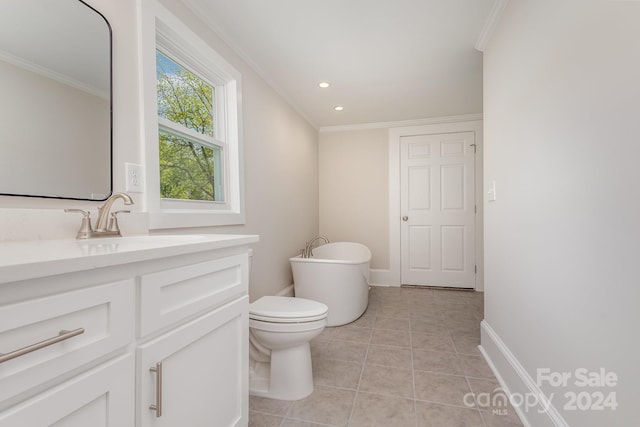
[402,216,408,221]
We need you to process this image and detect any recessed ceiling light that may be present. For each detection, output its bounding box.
[318,82,330,88]
[333,105,344,111]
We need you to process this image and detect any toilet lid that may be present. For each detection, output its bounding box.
[250,296,328,323]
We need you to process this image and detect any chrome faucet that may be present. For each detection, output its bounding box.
[65,192,133,239]
[302,236,329,258]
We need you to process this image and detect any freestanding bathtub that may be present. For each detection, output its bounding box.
[290,242,371,326]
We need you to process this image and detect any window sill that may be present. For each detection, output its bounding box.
[148,210,245,230]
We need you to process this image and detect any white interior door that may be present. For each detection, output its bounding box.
[400,131,476,288]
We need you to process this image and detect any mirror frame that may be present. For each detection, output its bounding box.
[0,0,113,202]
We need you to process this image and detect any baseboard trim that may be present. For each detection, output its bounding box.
[480,320,569,427]
[370,269,394,286]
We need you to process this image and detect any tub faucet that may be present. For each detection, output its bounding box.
[302,236,329,258]
[65,192,133,239]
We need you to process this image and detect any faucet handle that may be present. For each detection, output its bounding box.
[65,209,93,239]
[107,210,131,233]
[64,208,90,218]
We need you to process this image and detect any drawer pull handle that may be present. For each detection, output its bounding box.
[149,362,163,417]
[0,328,85,364]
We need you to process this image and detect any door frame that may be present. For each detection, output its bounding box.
[389,120,484,290]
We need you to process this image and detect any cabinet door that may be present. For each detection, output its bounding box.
[0,354,134,427]
[138,296,248,427]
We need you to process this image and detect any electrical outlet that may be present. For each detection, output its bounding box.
[488,180,496,202]
[125,163,144,193]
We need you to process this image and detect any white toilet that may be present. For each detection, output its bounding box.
[249,296,328,400]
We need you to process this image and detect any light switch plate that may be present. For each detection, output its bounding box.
[125,163,144,193]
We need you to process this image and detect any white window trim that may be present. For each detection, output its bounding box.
[140,0,245,229]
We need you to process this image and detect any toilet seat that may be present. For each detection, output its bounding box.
[250,296,328,323]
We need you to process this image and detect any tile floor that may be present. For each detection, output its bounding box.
[249,286,524,427]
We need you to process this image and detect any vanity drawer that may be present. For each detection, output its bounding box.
[0,279,134,404]
[138,254,247,337]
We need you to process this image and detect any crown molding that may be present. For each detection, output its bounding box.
[319,113,483,133]
[475,0,510,52]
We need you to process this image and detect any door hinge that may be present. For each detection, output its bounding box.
[474,205,477,214]
[474,265,477,274]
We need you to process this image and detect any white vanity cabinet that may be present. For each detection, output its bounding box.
[136,253,249,427]
[0,234,257,427]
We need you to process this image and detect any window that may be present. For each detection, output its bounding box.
[156,51,224,202]
[141,1,244,228]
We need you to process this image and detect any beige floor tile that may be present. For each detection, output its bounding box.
[447,319,481,336]
[321,339,368,363]
[312,358,362,389]
[414,371,473,407]
[310,339,329,358]
[249,395,292,415]
[375,292,407,302]
[359,363,414,398]
[433,291,474,304]
[366,345,413,369]
[281,419,329,427]
[287,385,355,426]
[410,317,449,335]
[458,354,495,379]
[374,315,410,331]
[416,401,484,427]
[408,309,443,322]
[377,304,410,318]
[350,392,417,427]
[412,349,463,375]
[466,378,513,413]
[315,327,336,341]
[370,328,411,348]
[411,331,456,352]
[481,409,525,427]
[349,312,376,328]
[249,411,284,427]
[442,311,480,324]
[466,377,501,394]
[332,325,372,343]
[451,333,481,356]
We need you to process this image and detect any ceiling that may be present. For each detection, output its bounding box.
[182,0,497,129]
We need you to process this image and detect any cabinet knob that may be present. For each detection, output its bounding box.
[402,216,409,221]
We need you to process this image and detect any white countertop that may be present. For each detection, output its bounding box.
[0,234,259,284]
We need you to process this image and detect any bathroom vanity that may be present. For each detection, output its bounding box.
[0,234,257,426]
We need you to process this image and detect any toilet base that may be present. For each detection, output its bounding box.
[249,342,314,400]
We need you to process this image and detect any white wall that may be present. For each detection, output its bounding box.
[482,2,639,426]
[319,129,389,270]
[0,0,318,301]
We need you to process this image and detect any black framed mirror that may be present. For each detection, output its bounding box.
[0,0,112,201]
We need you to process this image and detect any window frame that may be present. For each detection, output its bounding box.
[141,0,245,228]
